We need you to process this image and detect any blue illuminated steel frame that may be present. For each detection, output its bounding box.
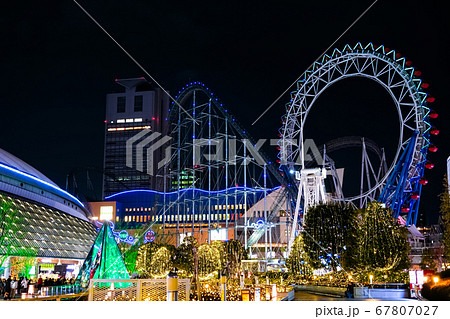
[279,42,436,226]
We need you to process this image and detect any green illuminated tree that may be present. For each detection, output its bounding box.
[350,202,410,272]
[303,203,356,270]
[420,248,437,271]
[174,236,198,277]
[286,235,312,278]
[440,176,450,264]
[136,242,175,278]
[197,243,221,277]
[225,239,247,277]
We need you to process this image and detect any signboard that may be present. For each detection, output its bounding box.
[254,287,261,301]
[40,264,55,271]
[211,228,227,241]
[144,231,155,244]
[409,270,424,285]
[241,289,250,301]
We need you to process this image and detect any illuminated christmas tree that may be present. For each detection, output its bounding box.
[77,222,130,287]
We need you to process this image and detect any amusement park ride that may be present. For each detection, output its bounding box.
[280,43,437,253]
[103,43,438,260]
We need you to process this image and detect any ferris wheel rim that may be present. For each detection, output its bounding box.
[280,43,430,203]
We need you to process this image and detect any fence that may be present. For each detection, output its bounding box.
[40,284,82,297]
[88,279,191,301]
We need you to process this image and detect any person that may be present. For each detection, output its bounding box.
[10,277,17,299]
[346,281,355,298]
[37,276,43,292]
[21,277,28,294]
[4,276,11,300]
[0,278,4,298]
[18,277,23,294]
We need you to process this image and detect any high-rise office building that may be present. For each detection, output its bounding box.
[103,78,170,198]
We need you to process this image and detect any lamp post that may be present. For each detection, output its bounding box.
[167,270,178,301]
[433,276,439,285]
[220,275,227,301]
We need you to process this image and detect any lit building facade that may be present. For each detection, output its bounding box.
[102,186,289,257]
[0,148,97,279]
[103,78,170,198]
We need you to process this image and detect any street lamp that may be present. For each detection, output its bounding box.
[369,274,373,285]
[433,276,439,284]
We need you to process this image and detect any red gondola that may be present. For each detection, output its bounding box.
[401,206,410,213]
[419,178,428,185]
[414,70,422,76]
[426,97,435,103]
[425,162,434,169]
[411,193,420,200]
[406,61,413,66]
[395,52,402,58]
[428,145,438,152]
[429,111,438,119]
[430,128,439,135]
[421,83,429,89]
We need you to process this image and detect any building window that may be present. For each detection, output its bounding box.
[117,96,126,113]
[100,206,113,221]
[134,95,143,112]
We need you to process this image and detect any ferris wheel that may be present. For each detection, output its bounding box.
[279,43,439,226]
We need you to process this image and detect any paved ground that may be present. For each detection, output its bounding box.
[294,291,345,301]
[294,290,416,301]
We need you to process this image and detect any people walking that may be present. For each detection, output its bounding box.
[21,277,28,294]
[4,276,11,300]
[10,277,17,299]
[37,276,43,292]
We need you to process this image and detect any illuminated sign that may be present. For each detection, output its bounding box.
[254,287,261,301]
[241,289,250,301]
[211,229,227,241]
[100,206,114,220]
[95,221,138,245]
[409,270,424,285]
[248,219,265,229]
[40,264,54,271]
[144,231,155,244]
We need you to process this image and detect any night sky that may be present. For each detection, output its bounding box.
[0,1,448,224]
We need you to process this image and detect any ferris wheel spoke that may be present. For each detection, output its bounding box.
[358,56,374,74]
[375,63,391,78]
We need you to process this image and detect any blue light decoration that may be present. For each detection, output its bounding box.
[105,185,281,199]
[378,131,423,224]
[143,230,156,244]
[95,221,138,245]
[0,162,85,208]
[249,219,265,229]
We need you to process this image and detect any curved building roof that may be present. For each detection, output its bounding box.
[0,147,90,221]
[0,148,57,186]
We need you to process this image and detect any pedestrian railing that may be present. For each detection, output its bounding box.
[88,279,191,301]
[40,284,82,297]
